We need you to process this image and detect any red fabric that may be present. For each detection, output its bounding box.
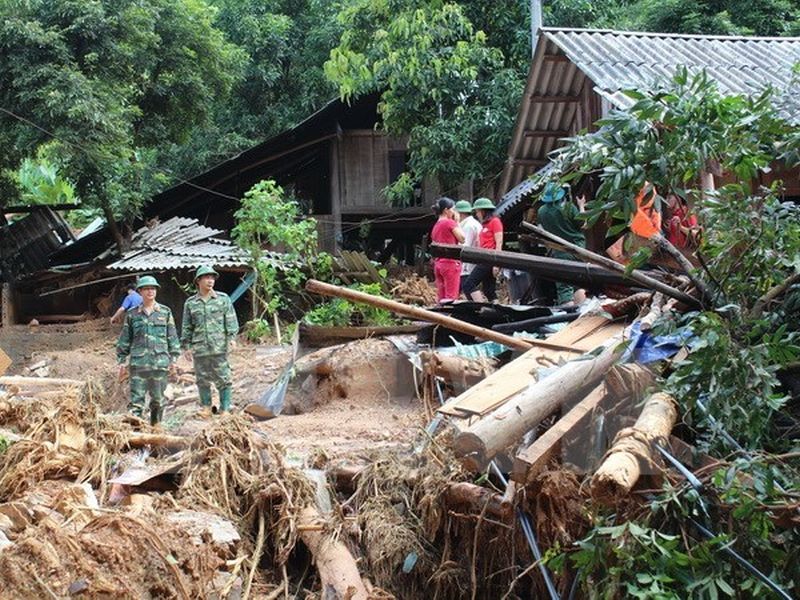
[478,217,503,249]
[434,260,461,302]
[665,204,698,248]
[431,217,459,245]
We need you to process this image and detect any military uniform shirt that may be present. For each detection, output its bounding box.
[116,303,180,369]
[181,291,239,357]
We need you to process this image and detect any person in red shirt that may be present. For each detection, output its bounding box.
[461,197,503,302]
[430,197,465,303]
[664,194,699,249]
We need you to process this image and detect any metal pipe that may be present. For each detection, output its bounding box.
[490,461,561,600]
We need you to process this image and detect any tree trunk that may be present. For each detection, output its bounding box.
[590,392,678,504]
[101,201,127,256]
[298,506,369,600]
[453,337,623,471]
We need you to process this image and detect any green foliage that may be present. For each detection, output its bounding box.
[243,318,272,343]
[304,282,395,326]
[382,172,417,208]
[560,456,800,599]
[325,0,525,190]
[664,311,792,452]
[232,180,331,318]
[598,0,800,36]
[0,434,7,454]
[161,0,342,177]
[541,69,787,230]
[0,0,243,224]
[13,156,75,207]
[698,185,800,310]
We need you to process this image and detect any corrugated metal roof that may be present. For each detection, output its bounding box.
[107,216,286,272]
[498,28,800,207]
[546,28,800,119]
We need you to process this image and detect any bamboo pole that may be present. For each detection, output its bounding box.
[305,279,534,351]
[521,222,700,307]
[590,392,678,503]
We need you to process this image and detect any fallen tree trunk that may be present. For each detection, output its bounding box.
[521,222,700,308]
[305,279,534,351]
[453,336,624,471]
[298,506,369,600]
[590,392,678,503]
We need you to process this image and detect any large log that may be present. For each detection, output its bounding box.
[590,392,678,503]
[453,336,623,471]
[298,506,369,600]
[305,279,534,351]
[520,222,700,307]
[430,243,637,288]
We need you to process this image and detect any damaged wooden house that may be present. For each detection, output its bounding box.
[495,28,800,230]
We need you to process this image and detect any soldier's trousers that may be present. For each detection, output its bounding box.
[194,354,232,395]
[129,368,167,424]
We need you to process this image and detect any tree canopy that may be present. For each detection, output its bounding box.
[0,0,243,245]
[1,0,798,232]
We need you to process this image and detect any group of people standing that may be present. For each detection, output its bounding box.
[430,196,504,304]
[115,265,239,426]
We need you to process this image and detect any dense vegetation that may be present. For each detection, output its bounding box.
[540,69,800,599]
[2,0,798,232]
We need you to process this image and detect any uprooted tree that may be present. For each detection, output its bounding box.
[536,68,800,597]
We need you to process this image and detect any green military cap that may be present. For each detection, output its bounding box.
[454,200,473,213]
[136,275,160,289]
[194,265,219,281]
[541,182,566,203]
[472,197,496,210]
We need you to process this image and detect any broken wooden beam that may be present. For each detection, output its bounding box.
[521,222,700,307]
[512,384,608,483]
[305,279,534,351]
[590,392,678,503]
[453,336,624,471]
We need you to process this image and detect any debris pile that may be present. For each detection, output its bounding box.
[2,219,798,598]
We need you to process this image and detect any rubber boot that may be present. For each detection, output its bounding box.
[219,387,232,413]
[198,386,213,418]
[150,404,164,427]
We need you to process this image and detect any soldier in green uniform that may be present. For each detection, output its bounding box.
[181,266,239,416]
[116,276,180,425]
